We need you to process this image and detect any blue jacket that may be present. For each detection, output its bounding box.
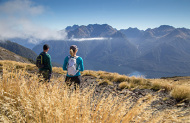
[63,55,84,77]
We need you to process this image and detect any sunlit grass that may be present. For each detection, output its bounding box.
[81,70,98,78]
[170,85,190,101]
[1,60,190,101]
[98,79,113,85]
[119,82,129,89]
[0,67,154,122]
[0,60,189,122]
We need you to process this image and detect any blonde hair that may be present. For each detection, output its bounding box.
[70,49,75,57]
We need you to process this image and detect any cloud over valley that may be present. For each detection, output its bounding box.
[0,0,67,43]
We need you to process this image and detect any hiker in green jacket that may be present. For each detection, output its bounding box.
[39,44,52,82]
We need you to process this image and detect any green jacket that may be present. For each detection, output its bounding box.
[39,52,52,73]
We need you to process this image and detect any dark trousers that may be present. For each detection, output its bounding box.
[65,76,82,88]
[39,70,51,82]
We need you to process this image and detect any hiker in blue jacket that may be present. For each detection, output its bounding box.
[63,45,84,88]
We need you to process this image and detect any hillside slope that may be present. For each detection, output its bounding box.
[0,40,37,61]
[0,47,31,63]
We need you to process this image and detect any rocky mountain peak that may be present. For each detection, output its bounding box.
[164,28,190,39]
[157,25,175,30]
[120,27,143,39]
[67,24,121,39]
[65,25,80,32]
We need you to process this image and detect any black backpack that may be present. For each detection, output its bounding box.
[36,53,44,69]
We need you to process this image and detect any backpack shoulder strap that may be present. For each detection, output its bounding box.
[40,52,44,64]
[68,55,79,59]
[68,55,72,60]
[74,56,79,59]
[40,52,45,56]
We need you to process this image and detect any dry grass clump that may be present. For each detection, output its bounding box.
[98,71,190,101]
[0,60,37,73]
[99,72,129,82]
[99,72,117,81]
[118,76,151,90]
[82,70,98,78]
[98,79,113,85]
[113,75,129,82]
[150,79,190,101]
[151,81,172,91]
[119,82,129,89]
[119,79,150,90]
[25,64,37,71]
[99,72,146,84]
[0,60,66,75]
[170,85,190,101]
[119,82,137,90]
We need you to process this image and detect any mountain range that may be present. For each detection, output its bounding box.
[31,24,190,78]
[67,24,126,39]
[2,23,190,78]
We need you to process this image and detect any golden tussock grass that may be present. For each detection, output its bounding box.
[0,60,189,122]
[118,82,128,89]
[90,69,190,101]
[81,70,98,78]
[98,72,129,82]
[1,70,186,123]
[117,75,190,101]
[170,85,190,101]
[1,60,190,101]
[150,79,190,101]
[0,68,153,122]
[150,79,176,91]
[118,82,137,90]
[98,79,113,85]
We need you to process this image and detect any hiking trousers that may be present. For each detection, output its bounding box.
[65,75,82,88]
[39,70,51,82]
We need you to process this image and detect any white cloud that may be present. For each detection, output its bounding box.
[0,0,67,44]
[0,0,44,16]
[70,37,112,41]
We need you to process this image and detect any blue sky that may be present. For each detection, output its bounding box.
[0,0,190,40]
[31,0,190,30]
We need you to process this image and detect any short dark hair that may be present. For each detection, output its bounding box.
[43,44,50,50]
